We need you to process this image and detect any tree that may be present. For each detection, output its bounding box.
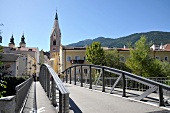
[0,47,6,97]
[158,61,170,77]
[125,35,152,77]
[104,50,119,68]
[86,42,105,65]
[104,49,131,72]
[0,24,6,97]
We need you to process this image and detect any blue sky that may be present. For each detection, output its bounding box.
[0,0,170,51]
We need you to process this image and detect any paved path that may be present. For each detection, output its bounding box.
[23,82,57,113]
[66,83,170,113]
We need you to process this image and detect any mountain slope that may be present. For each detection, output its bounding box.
[67,31,170,47]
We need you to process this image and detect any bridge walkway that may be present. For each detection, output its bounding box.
[66,83,169,113]
[22,81,170,113]
[23,81,57,113]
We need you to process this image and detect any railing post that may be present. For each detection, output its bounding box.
[81,65,83,87]
[43,67,45,89]
[64,94,70,113]
[39,69,42,84]
[70,68,72,84]
[59,91,62,113]
[122,72,126,97]
[89,65,92,89]
[59,93,70,113]
[41,68,43,87]
[66,70,68,83]
[63,75,65,82]
[102,67,105,92]
[45,68,47,92]
[74,66,76,85]
[51,77,57,107]
[158,85,165,106]
[47,71,50,97]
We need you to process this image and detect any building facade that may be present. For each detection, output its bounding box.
[0,53,20,76]
[3,34,40,76]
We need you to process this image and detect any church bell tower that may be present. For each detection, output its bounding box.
[50,11,61,72]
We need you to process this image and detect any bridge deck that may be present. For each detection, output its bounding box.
[23,82,57,113]
[23,81,170,113]
[66,83,169,113]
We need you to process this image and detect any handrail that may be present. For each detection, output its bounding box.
[15,77,33,113]
[39,63,69,113]
[62,64,170,107]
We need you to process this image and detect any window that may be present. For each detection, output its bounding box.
[84,69,87,74]
[84,56,86,61]
[76,69,80,74]
[53,47,56,51]
[67,56,71,62]
[75,56,80,60]
[164,56,168,61]
[155,56,160,60]
[53,40,56,45]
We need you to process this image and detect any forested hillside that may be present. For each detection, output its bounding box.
[67,31,170,47]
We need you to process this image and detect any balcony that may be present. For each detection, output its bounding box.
[70,60,84,64]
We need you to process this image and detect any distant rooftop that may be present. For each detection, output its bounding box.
[0,53,20,62]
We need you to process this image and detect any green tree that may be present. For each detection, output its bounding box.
[145,59,162,77]
[0,25,6,97]
[125,35,152,77]
[104,49,130,72]
[105,50,119,68]
[0,45,6,97]
[86,42,105,65]
[159,61,170,77]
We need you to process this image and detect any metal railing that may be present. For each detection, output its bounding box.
[15,77,33,113]
[39,64,70,113]
[94,77,170,91]
[62,64,170,107]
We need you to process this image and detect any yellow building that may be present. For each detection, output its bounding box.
[59,46,89,74]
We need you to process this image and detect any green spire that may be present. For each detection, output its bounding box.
[10,34,15,44]
[21,33,26,44]
[55,10,58,20]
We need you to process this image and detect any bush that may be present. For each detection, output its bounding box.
[0,80,7,97]
[0,76,29,97]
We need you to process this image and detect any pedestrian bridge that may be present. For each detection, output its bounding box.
[12,64,170,113]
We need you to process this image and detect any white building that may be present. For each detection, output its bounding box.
[3,34,40,76]
[0,53,20,76]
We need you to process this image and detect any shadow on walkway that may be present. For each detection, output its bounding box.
[69,98,82,113]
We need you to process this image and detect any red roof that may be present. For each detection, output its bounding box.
[163,44,170,50]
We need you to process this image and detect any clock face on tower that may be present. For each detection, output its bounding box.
[52,46,59,52]
[53,47,56,51]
